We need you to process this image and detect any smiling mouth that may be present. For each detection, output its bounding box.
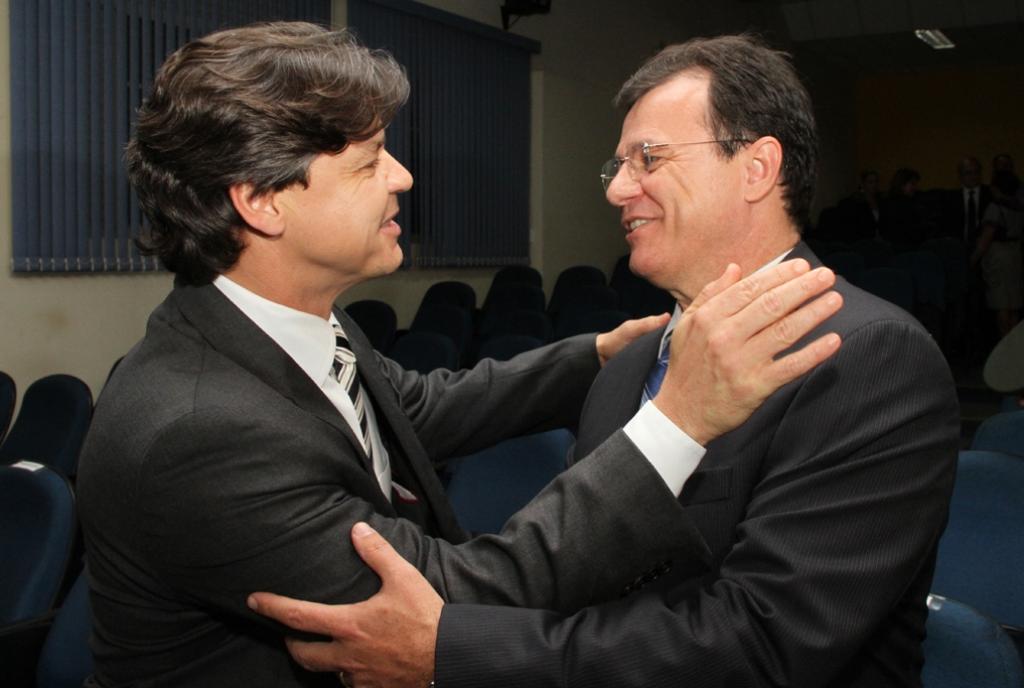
[626,219,650,233]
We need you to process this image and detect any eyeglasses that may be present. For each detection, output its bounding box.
[600,139,751,191]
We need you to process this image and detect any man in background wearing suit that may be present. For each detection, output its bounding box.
[252,34,960,688]
[77,24,843,688]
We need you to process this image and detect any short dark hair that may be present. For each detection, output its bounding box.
[126,22,409,284]
[615,34,818,230]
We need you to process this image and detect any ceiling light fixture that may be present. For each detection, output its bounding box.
[914,29,955,50]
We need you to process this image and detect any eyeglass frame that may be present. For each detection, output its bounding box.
[599,139,753,191]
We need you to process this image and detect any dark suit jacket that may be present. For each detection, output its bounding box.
[938,185,993,245]
[77,282,697,688]
[435,244,960,688]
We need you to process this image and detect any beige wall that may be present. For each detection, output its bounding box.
[0,0,174,404]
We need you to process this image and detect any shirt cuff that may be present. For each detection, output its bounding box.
[622,401,706,495]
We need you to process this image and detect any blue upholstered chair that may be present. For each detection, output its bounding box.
[970,411,1024,457]
[547,265,606,317]
[0,371,15,445]
[610,254,675,318]
[0,374,93,478]
[475,335,544,364]
[411,303,474,365]
[931,451,1024,630]
[490,264,542,290]
[554,309,631,341]
[36,570,94,688]
[344,299,398,353]
[420,280,477,312]
[388,331,459,375]
[0,462,77,626]
[446,429,573,534]
[922,595,1023,688]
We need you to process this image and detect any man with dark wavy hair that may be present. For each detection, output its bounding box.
[251,34,959,688]
[79,24,843,687]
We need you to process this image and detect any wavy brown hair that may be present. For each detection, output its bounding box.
[126,22,409,284]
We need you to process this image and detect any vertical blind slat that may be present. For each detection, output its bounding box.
[10,0,329,273]
[348,0,533,268]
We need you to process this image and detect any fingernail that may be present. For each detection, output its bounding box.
[352,521,373,538]
[247,595,258,611]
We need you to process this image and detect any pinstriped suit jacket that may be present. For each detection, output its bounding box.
[435,243,960,687]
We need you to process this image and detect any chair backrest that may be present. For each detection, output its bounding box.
[922,594,1023,688]
[609,257,674,318]
[491,265,542,289]
[0,371,15,445]
[482,270,544,315]
[548,265,606,315]
[343,300,398,353]
[446,429,573,534]
[854,266,915,313]
[479,308,552,343]
[479,284,547,336]
[36,569,94,688]
[411,303,474,360]
[475,335,544,364]
[970,411,1024,456]
[553,285,619,318]
[932,450,1024,627]
[0,462,77,625]
[554,309,631,341]
[388,332,459,375]
[892,250,947,311]
[0,374,93,477]
[420,280,477,312]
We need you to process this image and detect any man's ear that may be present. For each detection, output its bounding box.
[743,136,783,204]
[228,183,285,237]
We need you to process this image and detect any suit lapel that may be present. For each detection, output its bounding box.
[574,327,664,462]
[336,311,468,542]
[171,283,371,468]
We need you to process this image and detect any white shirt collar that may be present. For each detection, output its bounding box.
[213,275,337,386]
[661,246,795,353]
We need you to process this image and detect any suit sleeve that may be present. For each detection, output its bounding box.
[132,414,699,631]
[433,317,961,688]
[377,334,600,460]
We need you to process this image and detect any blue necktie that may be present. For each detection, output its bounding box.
[641,331,672,404]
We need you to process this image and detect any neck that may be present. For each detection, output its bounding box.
[223,262,346,319]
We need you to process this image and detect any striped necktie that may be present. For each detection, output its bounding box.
[641,331,672,405]
[331,323,373,460]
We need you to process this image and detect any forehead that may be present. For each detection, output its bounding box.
[618,71,710,149]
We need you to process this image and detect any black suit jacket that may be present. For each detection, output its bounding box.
[77,282,698,688]
[939,185,993,245]
[435,244,960,687]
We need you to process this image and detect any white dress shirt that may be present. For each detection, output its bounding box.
[623,248,794,494]
[213,276,392,499]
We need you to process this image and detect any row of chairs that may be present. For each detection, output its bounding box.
[347,259,674,373]
[0,373,95,686]
[0,373,93,479]
[0,461,91,688]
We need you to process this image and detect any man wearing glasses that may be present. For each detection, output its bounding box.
[252,34,960,688]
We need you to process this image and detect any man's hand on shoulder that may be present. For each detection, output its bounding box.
[248,522,441,688]
[596,313,672,366]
